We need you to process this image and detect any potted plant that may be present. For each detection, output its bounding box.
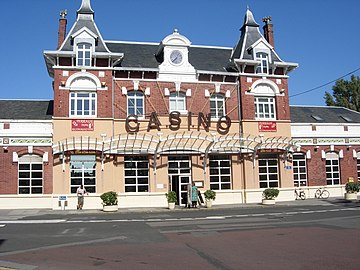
[204,190,216,208]
[262,188,279,205]
[100,191,118,212]
[344,182,359,201]
[166,191,177,210]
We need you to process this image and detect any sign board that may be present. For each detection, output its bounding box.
[258,122,277,132]
[58,195,67,201]
[71,120,94,131]
[285,165,292,170]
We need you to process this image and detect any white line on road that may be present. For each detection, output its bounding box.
[0,224,5,228]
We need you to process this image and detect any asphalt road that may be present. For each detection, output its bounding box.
[0,200,360,270]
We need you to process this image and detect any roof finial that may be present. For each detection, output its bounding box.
[77,0,94,15]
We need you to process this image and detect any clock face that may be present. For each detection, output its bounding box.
[170,50,183,65]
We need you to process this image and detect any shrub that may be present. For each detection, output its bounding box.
[262,188,279,200]
[166,191,177,203]
[204,190,216,201]
[345,182,360,194]
[100,191,118,206]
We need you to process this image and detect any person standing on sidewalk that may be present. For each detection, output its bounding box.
[191,183,198,208]
[76,185,88,210]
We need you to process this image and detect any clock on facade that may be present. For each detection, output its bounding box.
[170,50,183,65]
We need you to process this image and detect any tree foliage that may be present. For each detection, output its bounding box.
[324,75,360,112]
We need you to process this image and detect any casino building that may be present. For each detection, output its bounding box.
[0,0,359,209]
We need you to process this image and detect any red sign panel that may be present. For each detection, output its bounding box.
[71,120,94,131]
[258,121,277,132]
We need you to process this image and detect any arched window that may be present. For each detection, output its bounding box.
[210,93,225,119]
[325,152,340,185]
[169,92,186,112]
[293,153,307,187]
[252,82,277,120]
[18,154,43,194]
[76,42,92,66]
[127,91,144,117]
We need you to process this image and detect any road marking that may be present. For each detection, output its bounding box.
[0,207,359,225]
[0,225,5,228]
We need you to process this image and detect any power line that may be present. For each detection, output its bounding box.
[289,67,360,98]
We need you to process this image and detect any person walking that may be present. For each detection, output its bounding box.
[186,183,192,208]
[76,185,88,210]
[191,183,198,208]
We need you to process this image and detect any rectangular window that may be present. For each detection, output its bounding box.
[18,155,43,194]
[124,156,149,192]
[255,97,276,119]
[256,52,269,74]
[293,153,307,187]
[70,92,96,117]
[70,155,96,193]
[357,157,360,181]
[127,91,144,117]
[209,155,231,190]
[210,94,226,119]
[325,152,340,185]
[169,92,186,112]
[258,154,279,188]
[77,43,92,67]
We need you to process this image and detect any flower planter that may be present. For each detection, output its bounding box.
[345,193,358,201]
[262,199,275,205]
[205,199,213,208]
[168,202,175,210]
[103,205,118,212]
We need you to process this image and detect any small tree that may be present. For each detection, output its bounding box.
[324,75,360,112]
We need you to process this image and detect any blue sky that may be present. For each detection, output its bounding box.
[1,0,359,106]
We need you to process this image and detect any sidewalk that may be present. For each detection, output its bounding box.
[1,197,354,221]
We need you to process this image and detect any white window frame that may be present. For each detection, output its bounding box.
[18,154,43,194]
[255,52,269,74]
[127,91,145,118]
[209,155,231,190]
[70,155,96,193]
[70,92,97,117]
[325,152,340,185]
[76,42,92,67]
[293,153,307,187]
[258,154,279,188]
[169,92,186,113]
[210,93,226,119]
[124,156,149,192]
[255,96,276,120]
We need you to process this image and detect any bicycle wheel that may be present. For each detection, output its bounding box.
[315,189,321,199]
[300,192,306,200]
[321,190,330,199]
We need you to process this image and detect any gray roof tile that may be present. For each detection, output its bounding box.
[290,106,360,123]
[0,100,53,120]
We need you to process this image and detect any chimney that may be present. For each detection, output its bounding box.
[57,10,68,49]
[262,16,274,48]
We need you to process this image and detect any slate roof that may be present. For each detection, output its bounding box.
[231,9,281,63]
[290,106,360,124]
[0,100,53,120]
[105,42,233,72]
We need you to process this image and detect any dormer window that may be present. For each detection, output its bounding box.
[77,42,92,66]
[256,52,269,74]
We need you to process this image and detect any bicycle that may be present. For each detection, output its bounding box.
[294,189,306,200]
[314,187,330,199]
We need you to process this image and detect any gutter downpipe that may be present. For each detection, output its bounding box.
[236,75,247,204]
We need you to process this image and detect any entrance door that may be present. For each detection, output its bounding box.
[168,156,191,206]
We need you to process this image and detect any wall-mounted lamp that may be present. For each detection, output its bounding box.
[60,81,66,87]
[101,82,106,87]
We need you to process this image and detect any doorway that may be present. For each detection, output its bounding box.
[168,156,191,206]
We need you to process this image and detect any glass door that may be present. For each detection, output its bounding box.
[168,156,191,206]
